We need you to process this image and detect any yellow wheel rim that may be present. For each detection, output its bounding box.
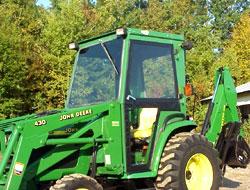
[76,188,88,190]
[185,153,213,190]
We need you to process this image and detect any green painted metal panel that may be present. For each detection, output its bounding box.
[151,119,196,173]
[204,68,240,143]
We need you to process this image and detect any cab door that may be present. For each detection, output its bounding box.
[124,39,180,173]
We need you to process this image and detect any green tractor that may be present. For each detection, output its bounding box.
[0,28,249,190]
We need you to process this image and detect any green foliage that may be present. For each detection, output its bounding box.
[212,10,250,85]
[0,1,45,118]
[0,0,249,121]
[242,121,250,143]
[186,97,208,129]
[209,0,250,40]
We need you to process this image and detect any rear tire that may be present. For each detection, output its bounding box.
[155,132,221,190]
[50,174,103,190]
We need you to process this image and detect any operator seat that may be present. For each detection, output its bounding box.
[133,108,158,139]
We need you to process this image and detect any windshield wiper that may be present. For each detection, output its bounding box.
[100,41,119,75]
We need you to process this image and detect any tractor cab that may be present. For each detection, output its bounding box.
[67,28,187,172]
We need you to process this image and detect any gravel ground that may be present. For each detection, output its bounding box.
[220,165,250,190]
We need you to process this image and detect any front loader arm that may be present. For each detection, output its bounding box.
[201,67,250,168]
[0,104,110,190]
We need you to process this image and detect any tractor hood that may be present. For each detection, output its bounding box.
[0,102,113,133]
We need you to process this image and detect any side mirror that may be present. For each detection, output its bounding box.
[184,83,194,96]
[181,41,193,50]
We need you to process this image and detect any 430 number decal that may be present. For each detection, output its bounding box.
[35,120,47,126]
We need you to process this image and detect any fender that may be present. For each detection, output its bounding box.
[151,120,196,174]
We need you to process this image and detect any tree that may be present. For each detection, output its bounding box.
[0,1,45,118]
[36,0,88,110]
[0,0,249,120]
[209,0,250,40]
[212,10,250,85]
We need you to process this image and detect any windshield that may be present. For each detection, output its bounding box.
[67,38,123,108]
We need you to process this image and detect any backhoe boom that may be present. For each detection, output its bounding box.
[201,67,250,168]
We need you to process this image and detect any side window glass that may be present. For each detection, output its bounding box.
[128,41,177,99]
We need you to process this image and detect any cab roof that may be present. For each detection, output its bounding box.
[78,28,184,44]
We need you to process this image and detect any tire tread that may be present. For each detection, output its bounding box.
[50,173,103,190]
[155,132,221,190]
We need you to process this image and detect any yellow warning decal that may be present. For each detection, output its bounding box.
[14,162,25,176]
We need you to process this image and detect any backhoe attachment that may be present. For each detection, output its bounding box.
[216,122,250,168]
[201,67,250,169]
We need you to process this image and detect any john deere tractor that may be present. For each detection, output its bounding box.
[0,28,249,190]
